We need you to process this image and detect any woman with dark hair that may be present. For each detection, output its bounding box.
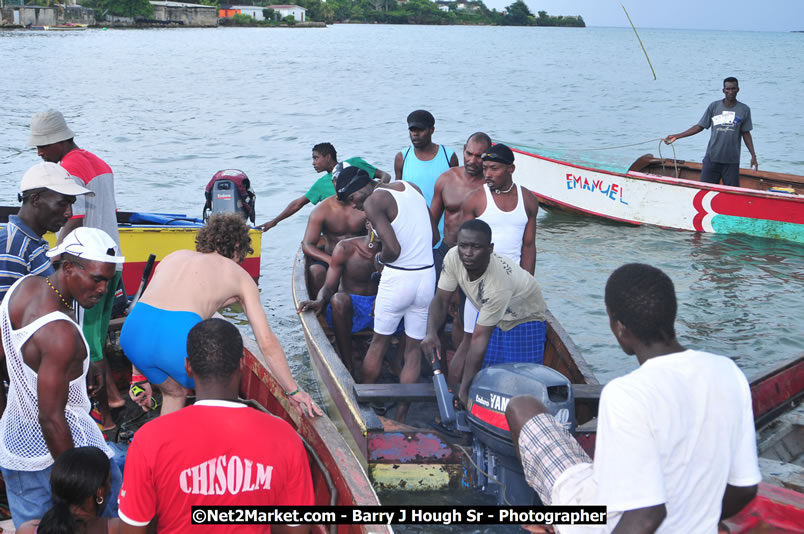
[17,446,119,534]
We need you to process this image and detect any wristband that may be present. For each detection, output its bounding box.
[131,374,147,383]
[376,254,384,265]
[284,388,300,397]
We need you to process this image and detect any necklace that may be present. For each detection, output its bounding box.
[494,182,515,195]
[46,277,74,311]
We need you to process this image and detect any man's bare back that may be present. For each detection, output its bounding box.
[139,250,249,318]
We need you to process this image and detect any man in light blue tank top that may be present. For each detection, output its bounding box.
[393,109,459,207]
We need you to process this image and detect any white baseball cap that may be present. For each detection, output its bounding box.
[46,227,125,264]
[20,162,93,197]
[28,109,75,146]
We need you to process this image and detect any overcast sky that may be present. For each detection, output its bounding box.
[481,0,804,32]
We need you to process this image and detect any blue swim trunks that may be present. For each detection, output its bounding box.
[120,302,203,389]
[325,293,404,335]
[482,320,546,368]
[326,293,376,333]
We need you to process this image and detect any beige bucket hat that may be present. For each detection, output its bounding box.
[27,109,76,146]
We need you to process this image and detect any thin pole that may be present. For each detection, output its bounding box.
[621,3,656,80]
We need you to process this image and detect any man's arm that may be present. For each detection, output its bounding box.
[259,196,310,232]
[297,242,347,314]
[394,152,404,181]
[373,168,392,184]
[664,125,703,144]
[458,324,494,405]
[448,152,459,168]
[459,188,484,223]
[430,173,448,230]
[742,132,758,171]
[520,189,539,275]
[721,483,757,520]
[611,505,667,534]
[237,270,322,416]
[35,322,80,458]
[420,288,454,360]
[300,206,332,265]
[364,193,401,264]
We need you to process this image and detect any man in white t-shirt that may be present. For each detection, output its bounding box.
[506,263,760,533]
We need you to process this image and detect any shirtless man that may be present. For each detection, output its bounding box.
[121,213,321,418]
[336,166,436,422]
[0,227,123,527]
[453,143,540,384]
[301,191,368,297]
[297,231,380,375]
[431,132,492,252]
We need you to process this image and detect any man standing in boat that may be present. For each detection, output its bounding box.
[28,109,126,430]
[118,318,314,533]
[506,263,760,533]
[336,166,436,422]
[301,181,369,298]
[394,110,459,206]
[453,143,540,384]
[421,219,547,409]
[0,162,92,303]
[258,142,390,232]
[430,131,492,276]
[664,76,758,186]
[121,214,321,418]
[0,227,124,528]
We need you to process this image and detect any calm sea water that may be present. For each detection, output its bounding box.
[1,26,802,518]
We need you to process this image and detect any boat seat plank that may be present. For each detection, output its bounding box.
[354,383,604,403]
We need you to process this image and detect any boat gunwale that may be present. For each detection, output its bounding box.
[509,145,804,203]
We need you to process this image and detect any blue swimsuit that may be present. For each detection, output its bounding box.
[120,302,203,389]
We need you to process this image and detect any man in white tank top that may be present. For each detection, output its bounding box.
[0,227,124,527]
[452,144,540,384]
[335,166,437,423]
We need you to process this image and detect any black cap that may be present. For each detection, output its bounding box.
[335,166,372,202]
[407,110,435,129]
[481,144,515,165]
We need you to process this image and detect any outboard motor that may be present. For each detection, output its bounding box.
[203,169,256,224]
[466,363,575,506]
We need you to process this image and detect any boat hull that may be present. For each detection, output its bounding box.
[239,335,390,534]
[511,145,804,243]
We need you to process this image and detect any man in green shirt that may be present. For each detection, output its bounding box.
[258,143,390,231]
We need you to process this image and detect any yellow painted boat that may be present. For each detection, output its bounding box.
[1,209,261,295]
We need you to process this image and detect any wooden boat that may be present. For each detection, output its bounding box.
[508,143,804,243]
[292,246,599,491]
[239,334,390,534]
[0,208,262,297]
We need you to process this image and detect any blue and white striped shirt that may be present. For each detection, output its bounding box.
[0,215,54,303]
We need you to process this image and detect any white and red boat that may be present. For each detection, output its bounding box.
[509,143,804,243]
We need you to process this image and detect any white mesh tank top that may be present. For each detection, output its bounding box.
[0,276,112,471]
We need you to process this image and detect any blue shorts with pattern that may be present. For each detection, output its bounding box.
[482,320,546,368]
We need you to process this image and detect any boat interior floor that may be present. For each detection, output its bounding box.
[757,401,804,493]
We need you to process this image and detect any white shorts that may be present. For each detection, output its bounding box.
[373,266,435,340]
[464,299,479,334]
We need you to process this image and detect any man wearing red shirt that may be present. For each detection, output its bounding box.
[118,318,314,533]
